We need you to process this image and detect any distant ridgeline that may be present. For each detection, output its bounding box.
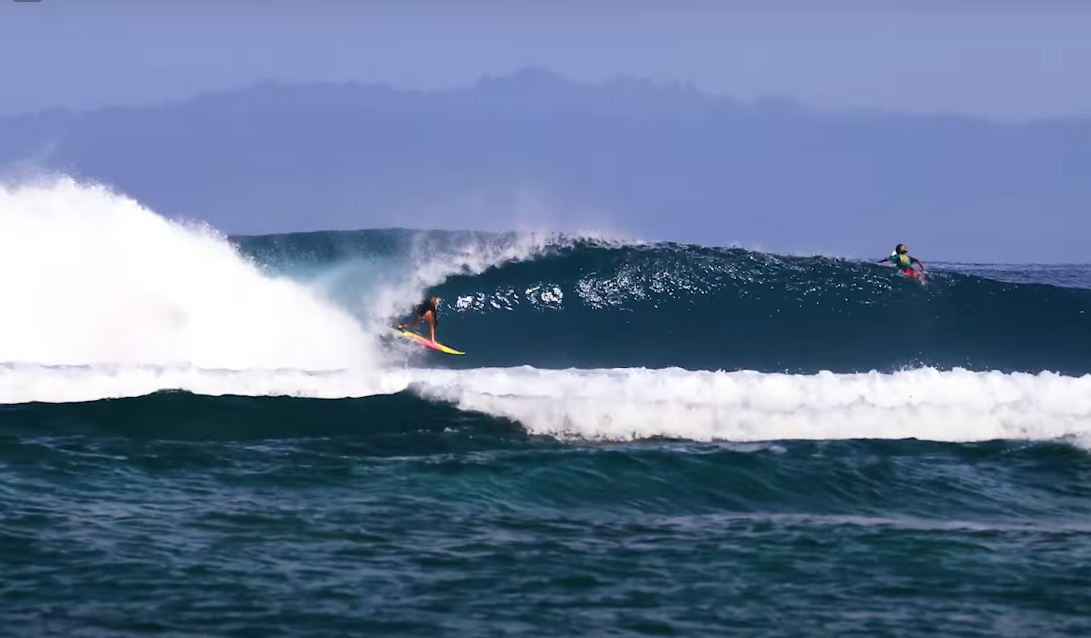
[0,69,1089,262]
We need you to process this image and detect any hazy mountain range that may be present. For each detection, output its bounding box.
[1,68,1087,263]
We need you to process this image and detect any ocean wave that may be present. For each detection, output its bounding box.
[3,363,1088,448]
[5,176,1090,377]
[416,242,1091,374]
[0,177,564,371]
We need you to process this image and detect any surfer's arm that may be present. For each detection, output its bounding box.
[912,257,925,271]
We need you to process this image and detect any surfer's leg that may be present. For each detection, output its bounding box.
[399,315,422,330]
[425,313,436,342]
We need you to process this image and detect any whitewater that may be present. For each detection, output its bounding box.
[2,176,1090,447]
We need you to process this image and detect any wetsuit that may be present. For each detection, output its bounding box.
[414,299,439,325]
[888,251,921,275]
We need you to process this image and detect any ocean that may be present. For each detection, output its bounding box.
[2,178,1090,637]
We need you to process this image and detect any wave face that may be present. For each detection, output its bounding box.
[239,231,1091,376]
[5,177,1090,378]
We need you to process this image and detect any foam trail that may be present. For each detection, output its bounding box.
[414,366,1091,445]
[0,363,409,403]
[2,363,1088,446]
[0,177,375,370]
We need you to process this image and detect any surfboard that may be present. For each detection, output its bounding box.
[394,328,465,355]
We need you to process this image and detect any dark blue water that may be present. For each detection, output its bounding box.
[241,231,1091,375]
[3,225,1091,637]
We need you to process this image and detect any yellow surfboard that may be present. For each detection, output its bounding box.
[395,328,465,355]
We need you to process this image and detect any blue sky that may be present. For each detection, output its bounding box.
[3,0,1090,121]
[2,1,1089,263]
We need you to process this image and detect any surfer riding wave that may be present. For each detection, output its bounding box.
[398,296,441,343]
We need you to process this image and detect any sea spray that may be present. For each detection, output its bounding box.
[0,177,376,370]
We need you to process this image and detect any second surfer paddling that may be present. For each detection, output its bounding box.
[879,244,925,279]
[398,296,442,343]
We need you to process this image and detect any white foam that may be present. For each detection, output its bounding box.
[0,362,408,404]
[2,363,1088,446]
[413,366,1091,444]
[0,175,597,373]
[0,177,377,370]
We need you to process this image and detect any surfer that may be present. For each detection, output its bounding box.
[879,244,925,278]
[398,296,441,343]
